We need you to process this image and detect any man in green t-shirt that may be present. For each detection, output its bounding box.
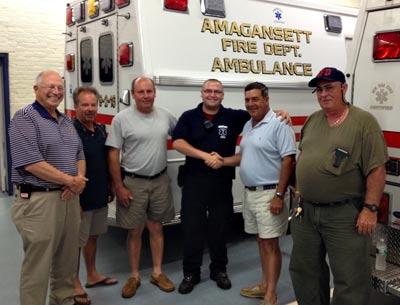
[289,67,388,305]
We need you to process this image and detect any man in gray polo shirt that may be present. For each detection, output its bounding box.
[107,76,177,298]
[225,82,296,305]
[9,70,87,305]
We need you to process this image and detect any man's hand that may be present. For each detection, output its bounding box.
[356,209,377,235]
[273,109,292,125]
[66,174,88,194]
[61,187,76,201]
[115,185,133,207]
[270,196,284,215]
[204,152,224,169]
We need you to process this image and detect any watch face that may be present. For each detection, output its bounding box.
[364,204,378,212]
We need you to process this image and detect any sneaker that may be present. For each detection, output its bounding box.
[178,274,200,294]
[210,272,232,290]
[150,273,175,292]
[121,277,141,298]
[240,284,265,299]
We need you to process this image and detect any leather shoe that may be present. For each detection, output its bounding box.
[121,277,141,298]
[210,272,232,290]
[178,274,200,294]
[150,273,175,292]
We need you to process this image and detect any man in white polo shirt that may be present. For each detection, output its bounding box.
[225,82,296,305]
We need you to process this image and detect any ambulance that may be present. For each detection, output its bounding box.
[346,0,400,297]
[63,0,357,225]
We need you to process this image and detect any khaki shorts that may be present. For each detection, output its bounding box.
[79,206,108,247]
[243,188,288,239]
[116,173,175,229]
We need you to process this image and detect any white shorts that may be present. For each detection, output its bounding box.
[79,206,108,247]
[243,188,288,239]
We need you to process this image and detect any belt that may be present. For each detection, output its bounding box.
[245,184,277,191]
[16,184,63,192]
[306,198,359,207]
[124,167,167,180]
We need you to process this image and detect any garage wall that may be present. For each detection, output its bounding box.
[0,0,66,115]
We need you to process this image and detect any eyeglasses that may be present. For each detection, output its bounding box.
[39,85,65,92]
[203,89,223,95]
[312,82,342,94]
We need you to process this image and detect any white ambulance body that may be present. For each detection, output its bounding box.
[347,0,400,227]
[64,0,357,225]
[347,0,400,297]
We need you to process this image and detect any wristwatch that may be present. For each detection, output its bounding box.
[275,192,284,199]
[363,203,379,213]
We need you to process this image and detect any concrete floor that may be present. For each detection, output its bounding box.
[1,193,399,305]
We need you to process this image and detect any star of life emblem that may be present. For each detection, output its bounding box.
[218,125,228,139]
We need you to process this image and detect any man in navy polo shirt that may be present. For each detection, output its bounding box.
[9,70,87,305]
[72,86,117,305]
[173,79,290,294]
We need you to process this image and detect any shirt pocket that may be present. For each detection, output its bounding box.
[319,145,356,176]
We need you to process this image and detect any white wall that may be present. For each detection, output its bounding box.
[0,0,66,115]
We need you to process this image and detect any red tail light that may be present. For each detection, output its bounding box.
[66,4,74,26]
[119,43,133,66]
[116,0,130,8]
[164,0,188,11]
[66,54,75,72]
[373,31,400,61]
[378,192,390,225]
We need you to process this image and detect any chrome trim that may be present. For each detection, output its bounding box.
[154,75,310,90]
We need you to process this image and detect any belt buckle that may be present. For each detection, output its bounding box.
[255,186,264,191]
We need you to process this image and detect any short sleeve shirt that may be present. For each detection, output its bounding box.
[296,105,388,202]
[9,101,85,188]
[239,110,297,186]
[74,119,109,211]
[106,106,177,175]
[172,103,249,179]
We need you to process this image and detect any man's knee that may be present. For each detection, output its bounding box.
[147,219,163,235]
[128,226,144,240]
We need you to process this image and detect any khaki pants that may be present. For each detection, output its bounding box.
[11,191,81,305]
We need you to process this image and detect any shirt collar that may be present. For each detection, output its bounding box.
[73,118,97,133]
[252,109,274,128]
[32,100,63,121]
[196,102,225,117]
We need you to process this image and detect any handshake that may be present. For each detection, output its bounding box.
[204,151,224,169]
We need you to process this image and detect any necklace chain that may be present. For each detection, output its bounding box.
[330,107,348,126]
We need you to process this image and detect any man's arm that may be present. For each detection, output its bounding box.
[25,161,87,193]
[61,159,87,200]
[222,153,241,167]
[270,155,296,215]
[172,139,223,169]
[356,164,386,235]
[108,147,132,207]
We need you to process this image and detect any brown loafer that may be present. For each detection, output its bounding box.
[240,284,265,299]
[121,277,141,298]
[150,273,175,292]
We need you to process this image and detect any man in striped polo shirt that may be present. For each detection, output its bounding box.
[9,70,87,305]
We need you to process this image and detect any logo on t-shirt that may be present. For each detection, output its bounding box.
[218,125,228,139]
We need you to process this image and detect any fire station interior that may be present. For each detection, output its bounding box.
[2,1,400,305]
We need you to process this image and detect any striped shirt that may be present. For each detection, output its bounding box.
[9,101,85,188]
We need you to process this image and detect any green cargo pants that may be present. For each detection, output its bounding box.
[289,200,371,305]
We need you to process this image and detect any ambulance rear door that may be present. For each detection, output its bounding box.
[349,0,400,225]
[76,14,119,125]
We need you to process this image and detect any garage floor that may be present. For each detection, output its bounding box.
[0,193,398,305]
